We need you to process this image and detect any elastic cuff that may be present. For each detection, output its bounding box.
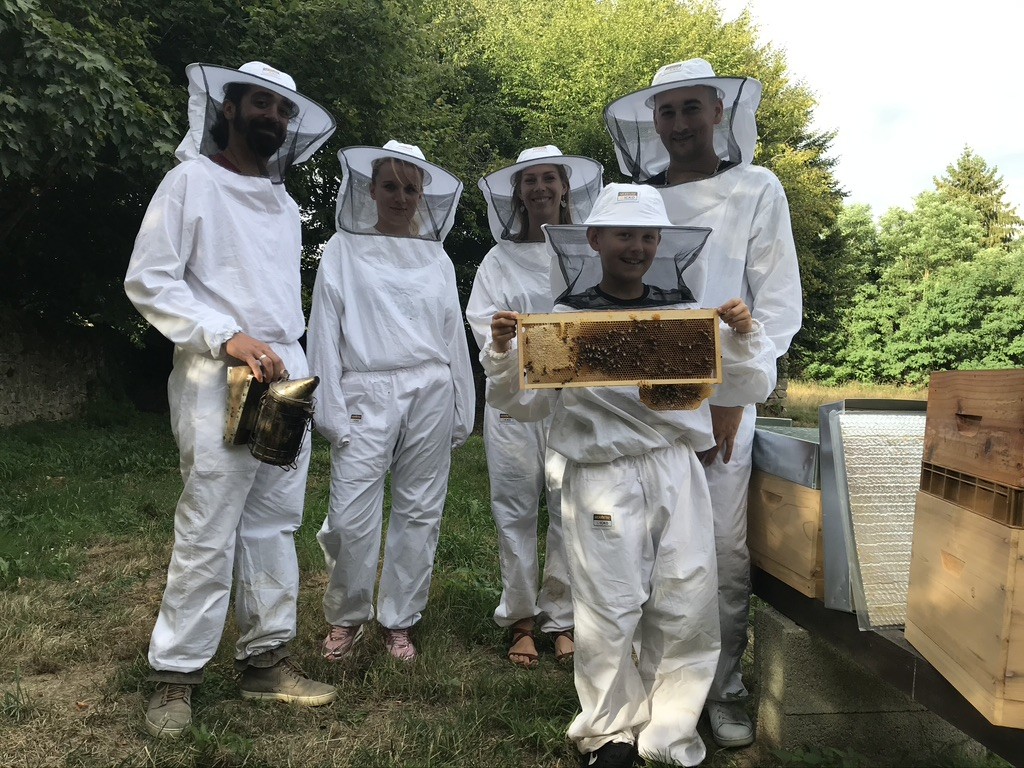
[485,345,513,360]
[148,668,204,685]
[208,325,243,358]
[234,642,291,672]
[733,318,764,337]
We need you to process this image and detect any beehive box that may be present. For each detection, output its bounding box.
[517,309,721,389]
[904,490,1024,728]
[747,469,824,600]
[922,369,1024,488]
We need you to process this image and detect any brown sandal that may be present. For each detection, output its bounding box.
[507,624,539,669]
[552,628,574,664]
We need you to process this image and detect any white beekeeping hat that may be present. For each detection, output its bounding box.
[477,145,604,242]
[604,58,762,183]
[175,61,335,183]
[334,140,463,241]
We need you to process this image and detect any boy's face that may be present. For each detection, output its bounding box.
[588,226,662,287]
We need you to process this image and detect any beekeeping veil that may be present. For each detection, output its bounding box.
[604,58,762,183]
[335,140,463,241]
[477,145,604,242]
[175,61,336,183]
[544,183,711,310]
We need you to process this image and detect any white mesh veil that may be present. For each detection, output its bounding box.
[604,59,762,183]
[477,147,604,242]
[544,184,711,309]
[175,61,335,184]
[334,141,463,241]
[545,225,710,310]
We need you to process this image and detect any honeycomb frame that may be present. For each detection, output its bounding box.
[517,308,722,390]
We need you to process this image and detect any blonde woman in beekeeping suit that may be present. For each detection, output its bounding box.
[466,146,603,668]
[307,140,474,663]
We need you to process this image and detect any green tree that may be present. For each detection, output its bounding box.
[822,192,995,383]
[877,191,984,283]
[0,0,179,331]
[934,146,1022,248]
[880,246,1024,383]
[836,203,881,284]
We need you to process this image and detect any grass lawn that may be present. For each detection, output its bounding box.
[0,383,1002,767]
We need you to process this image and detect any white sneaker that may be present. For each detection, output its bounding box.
[707,699,754,748]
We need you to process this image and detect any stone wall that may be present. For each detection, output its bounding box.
[0,316,103,427]
[758,354,790,418]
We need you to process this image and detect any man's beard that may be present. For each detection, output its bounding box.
[233,112,287,158]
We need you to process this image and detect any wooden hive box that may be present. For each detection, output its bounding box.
[747,469,824,600]
[904,490,1024,728]
[922,369,1024,488]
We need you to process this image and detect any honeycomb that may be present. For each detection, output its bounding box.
[518,309,721,392]
[639,383,717,411]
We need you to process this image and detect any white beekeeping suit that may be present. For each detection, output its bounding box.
[307,140,474,661]
[124,60,337,735]
[466,146,603,659]
[605,59,803,748]
[481,184,777,766]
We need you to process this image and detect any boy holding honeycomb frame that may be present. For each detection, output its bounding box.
[481,184,775,768]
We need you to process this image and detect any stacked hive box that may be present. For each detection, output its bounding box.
[904,370,1024,729]
[747,425,824,600]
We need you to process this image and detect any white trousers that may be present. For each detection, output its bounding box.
[484,405,572,632]
[318,361,454,630]
[149,344,310,675]
[705,404,756,702]
[563,445,720,767]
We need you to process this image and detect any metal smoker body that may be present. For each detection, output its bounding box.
[225,367,319,468]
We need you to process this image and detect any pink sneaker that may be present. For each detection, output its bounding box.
[321,624,363,661]
[383,627,417,661]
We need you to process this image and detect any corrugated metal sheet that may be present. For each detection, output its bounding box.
[833,412,926,630]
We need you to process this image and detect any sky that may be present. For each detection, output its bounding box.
[717,0,1024,217]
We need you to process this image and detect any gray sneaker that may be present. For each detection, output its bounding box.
[707,699,755,747]
[239,657,337,706]
[145,682,193,738]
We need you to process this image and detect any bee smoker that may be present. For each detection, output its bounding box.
[225,367,319,468]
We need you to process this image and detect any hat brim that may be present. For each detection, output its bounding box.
[186,63,335,136]
[543,223,713,238]
[477,155,604,196]
[339,146,463,193]
[605,76,759,122]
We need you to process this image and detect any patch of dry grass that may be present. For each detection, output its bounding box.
[783,380,928,427]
